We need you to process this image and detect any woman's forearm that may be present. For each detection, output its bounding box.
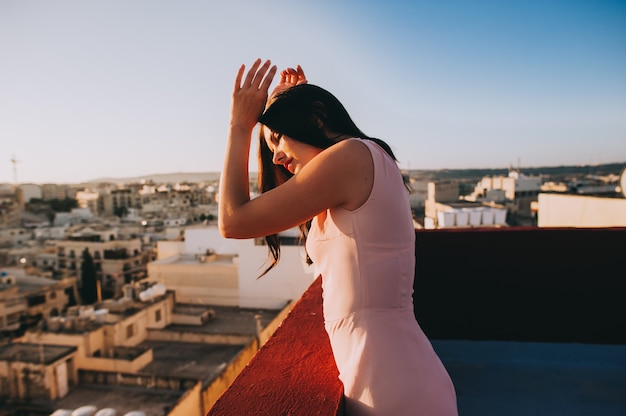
[219,59,276,238]
[218,124,254,237]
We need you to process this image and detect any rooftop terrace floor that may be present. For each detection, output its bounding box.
[49,384,182,416]
[434,340,626,416]
[138,340,242,384]
[166,305,283,335]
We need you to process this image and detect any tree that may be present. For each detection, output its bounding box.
[80,248,98,304]
[47,210,56,226]
[114,206,129,218]
[49,197,78,212]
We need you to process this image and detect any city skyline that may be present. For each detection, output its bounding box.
[1,0,625,184]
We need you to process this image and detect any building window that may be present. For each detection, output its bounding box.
[155,310,162,322]
[27,294,46,307]
[126,324,135,339]
[49,291,57,300]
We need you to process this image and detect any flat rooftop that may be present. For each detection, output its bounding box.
[137,340,243,385]
[0,342,76,365]
[434,340,626,416]
[166,305,284,336]
[156,253,236,267]
[52,384,183,416]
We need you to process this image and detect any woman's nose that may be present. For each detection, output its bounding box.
[272,149,285,165]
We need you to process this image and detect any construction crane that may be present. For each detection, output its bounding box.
[10,155,20,184]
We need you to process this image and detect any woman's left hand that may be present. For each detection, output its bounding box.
[270,65,307,98]
[230,58,277,133]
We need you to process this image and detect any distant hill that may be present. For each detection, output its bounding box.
[407,162,626,182]
[84,162,625,185]
[87,172,223,184]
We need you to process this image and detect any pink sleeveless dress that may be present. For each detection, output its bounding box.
[306,139,458,415]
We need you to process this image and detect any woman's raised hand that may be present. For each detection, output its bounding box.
[270,65,307,98]
[231,59,277,132]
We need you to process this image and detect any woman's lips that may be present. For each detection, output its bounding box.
[284,159,294,172]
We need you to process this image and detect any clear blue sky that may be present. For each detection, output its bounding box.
[1,0,625,184]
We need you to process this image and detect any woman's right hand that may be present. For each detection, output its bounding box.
[230,58,277,133]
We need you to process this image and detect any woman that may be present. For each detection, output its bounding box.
[219,59,458,415]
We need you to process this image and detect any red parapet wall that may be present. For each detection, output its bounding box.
[207,276,344,416]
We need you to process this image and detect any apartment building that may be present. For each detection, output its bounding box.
[148,224,315,309]
[424,180,508,229]
[0,194,21,229]
[55,229,146,299]
[537,192,626,227]
[0,268,77,334]
[1,278,289,415]
[41,184,79,201]
[74,190,100,216]
[0,228,30,248]
[466,170,542,218]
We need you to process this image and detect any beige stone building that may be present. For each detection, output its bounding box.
[0,268,77,333]
[55,234,145,298]
[1,281,289,416]
[147,253,238,306]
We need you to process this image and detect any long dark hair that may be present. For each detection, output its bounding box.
[257,84,397,276]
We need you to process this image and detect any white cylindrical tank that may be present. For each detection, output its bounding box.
[138,288,154,302]
[494,208,507,225]
[94,309,109,323]
[455,211,469,227]
[71,406,98,416]
[468,209,482,226]
[50,410,73,416]
[152,283,166,297]
[482,210,494,225]
[437,211,455,228]
[94,409,116,416]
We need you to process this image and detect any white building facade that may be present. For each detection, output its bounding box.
[537,193,626,228]
[148,225,314,309]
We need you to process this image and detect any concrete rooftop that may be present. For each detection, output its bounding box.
[434,340,626,416]
[165,305,283,336]
[52,384,183,416]
[138,340,243,385]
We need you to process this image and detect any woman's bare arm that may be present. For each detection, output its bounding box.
[218,59,373,239]
[220,138,372,239]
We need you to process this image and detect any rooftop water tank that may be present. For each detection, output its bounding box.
[151,283,166,297]
[94,409,116,416]
[71,406,97,416]
[50,410,73,416]
[94,309,109,323]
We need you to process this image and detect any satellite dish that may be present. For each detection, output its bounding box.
[620,166,626,198]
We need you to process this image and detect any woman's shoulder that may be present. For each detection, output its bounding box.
[328,137,371,156]
[308,138,374,211]
[314,138,372,172]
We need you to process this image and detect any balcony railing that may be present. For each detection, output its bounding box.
[208,226,626,415]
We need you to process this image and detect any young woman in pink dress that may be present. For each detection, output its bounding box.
[219,58,458,415]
